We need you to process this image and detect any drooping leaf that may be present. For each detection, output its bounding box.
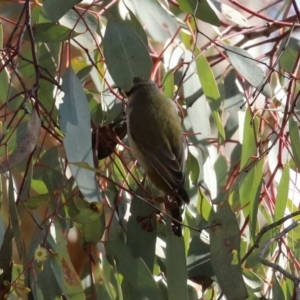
[60,67,102,204]
[8,175,23,260]
[177,0,219,26]
[103,19,152,91]
[166,217,188,300]
[127,190,156,272]
[0,224,12,292]
[105,241,164,300]
[225,44,272,98]
[30,23,79,42]
[131,0,179,42]
[0,109,41,173]
[274,165,289,221]
[50,219,85,299]
[289,117,300,170]
[42,0,81,22]
[210,201,248,300]
[239,159,263,240]
[240,109,258,170]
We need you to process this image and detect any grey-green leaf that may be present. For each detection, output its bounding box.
[60,68,102,204]
[105,241,164,300]
[225,44,272,98]
[42,0,81,22]
[103,19,152,91]
[210,201,248,300]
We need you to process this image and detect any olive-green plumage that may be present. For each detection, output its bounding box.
[125,77,189,236]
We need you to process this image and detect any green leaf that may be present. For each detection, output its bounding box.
[274,165,289,221]
[37,261,61,299]
[8,175,23,260]
[185,96,211,142]
[0,224,12,291]
[223,70,244,139]
[105,241,164,300]
[127,191,156,272]
[123,4,148,46]
[42,0,81,22]
[272,276,285,300]
[240,109,258,170]
[162,71,175,99]
[103,19,152,91]
[289,117,300,170]
[210,201,248,300]
[187,235,214,279]
[225,44,272,98]
[279,37,300,73]
[166,218,188,300]
[239,159,263,240]
[31,23,79,42]
[177,0,219,26]
[196,54,220,101]
[60,68,102,203]
[195,54,225,140]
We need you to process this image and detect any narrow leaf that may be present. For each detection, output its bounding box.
[289,117,300,170]
[166,218,188,300]
[60,68,102,204]
[0,109,41,173]
[274,165,289,221]
[8,175,23,260]
[240,109,257,170]
[0,224,12,291]
[127,191,156,272]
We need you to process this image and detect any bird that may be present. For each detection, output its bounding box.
[124,77,189,236]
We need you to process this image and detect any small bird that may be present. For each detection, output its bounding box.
[124,77,189,236]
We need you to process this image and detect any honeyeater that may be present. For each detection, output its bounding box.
[124,77,189,237]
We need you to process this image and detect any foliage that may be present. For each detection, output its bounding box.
[0,0,300,299]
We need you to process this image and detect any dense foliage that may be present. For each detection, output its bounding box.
[0,0,300,299]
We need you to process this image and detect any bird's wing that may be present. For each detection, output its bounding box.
[130,126,185,189]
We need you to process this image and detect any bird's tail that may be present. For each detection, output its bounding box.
[169,187,189,236]
[170,206,183,237]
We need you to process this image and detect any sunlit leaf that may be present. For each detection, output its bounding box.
[274,164,289,221]
[60,67,102,204]
[177,0,219,26]
[225,44,272,98]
